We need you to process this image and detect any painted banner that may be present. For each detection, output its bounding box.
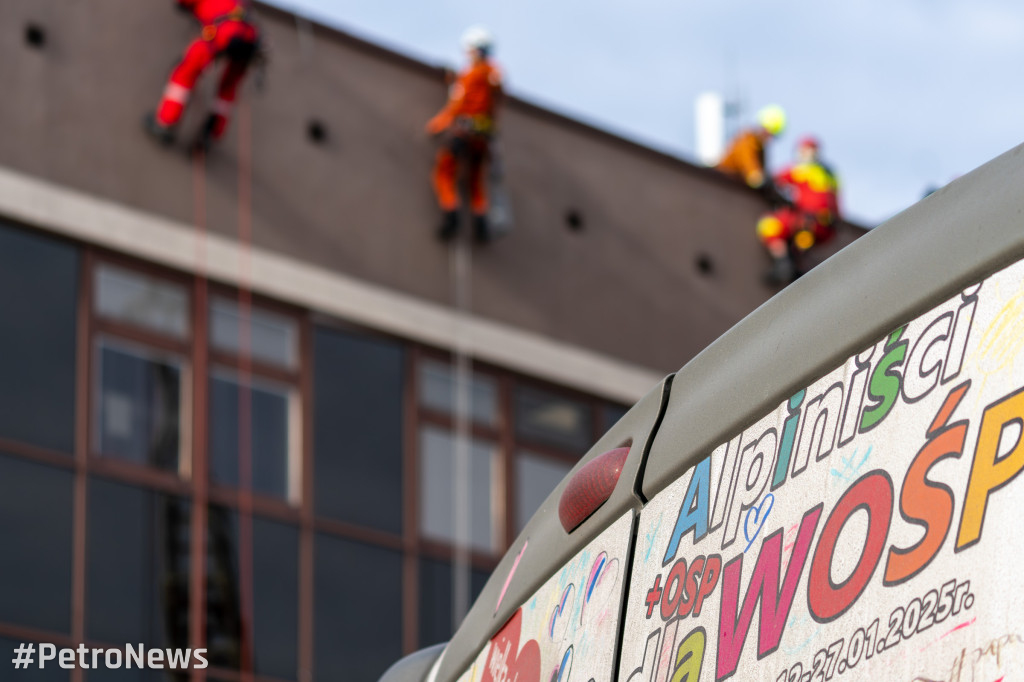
[618,255,1024,682]
[456,512,633,682]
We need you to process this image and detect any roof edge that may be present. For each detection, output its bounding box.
[255,1,871,227]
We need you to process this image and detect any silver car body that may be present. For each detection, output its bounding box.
[382,142,1024,682]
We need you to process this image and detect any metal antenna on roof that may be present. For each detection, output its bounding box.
[723,50,744,142]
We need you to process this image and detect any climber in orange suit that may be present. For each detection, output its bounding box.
[145,0,260,147]
[426,26,504,243]
[717,105,787,190]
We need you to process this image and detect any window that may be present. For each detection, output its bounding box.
[210,297,297,370]
[95,264,188,339]
[314,327,404,533]
[515,451,574,533]
[419,426,499,553]
[603,402,630,432]
[514,385,593,453]
[0,454,73,633]
[0,221,78,454]
[91,262,190,475]
[86,477,190,649]
[419,358,499,427]
[206,506,299,680]
[418,559,490,646]
[0,227,642,672]
[94,340,184,472]
[314,535,402,682]
[207,296,302,503]
[208,371,297,501]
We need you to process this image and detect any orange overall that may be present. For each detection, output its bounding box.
[155,0,259,139]
[426,60,503,215]
[717,129,768,188]
[757,161,841,252]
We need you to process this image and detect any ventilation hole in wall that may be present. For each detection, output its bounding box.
[696,253,715,276]
[307,120,328,145]
[565,209,585,233]
[25,24,46,49]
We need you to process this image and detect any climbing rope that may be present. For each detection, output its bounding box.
[451,233,473,630]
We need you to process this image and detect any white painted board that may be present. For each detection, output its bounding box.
[619,255,1024,682]
[456,512,634,682]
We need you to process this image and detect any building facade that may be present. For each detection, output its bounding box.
[0,2,863,681]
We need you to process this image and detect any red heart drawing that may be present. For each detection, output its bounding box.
[482,608,542,682]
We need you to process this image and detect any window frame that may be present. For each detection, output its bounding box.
[87,256,194,487]
[0,231,633,673]
[90,334,192,477]
[407,346,622,644]
[204,283,306,511]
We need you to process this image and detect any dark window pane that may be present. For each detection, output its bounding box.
[0,638,70,682]
[315,535,401,682]
[210,298,297,370]
[515,451,573,533]
[0,454,72,632]
[313,327,403,533]
[206,506,299,680]
[95,264,188,339]
[0,222,78,453]
[86,478,189,649]
[418,560,490,647]
[514,386,593,453]
[419,427,497,553]
[418,358,498,427]
[209,372,293,500]
[95,342,182,471]
[603,402,629,432]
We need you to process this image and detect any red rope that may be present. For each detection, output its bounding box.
[191,146,209,682]
[236,96,257,682]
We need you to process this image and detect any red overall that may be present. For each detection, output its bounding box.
[155,0,259,139]
[757,161,841,252]
[426,60,503,215]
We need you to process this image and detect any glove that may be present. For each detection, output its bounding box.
[426,113,452,136]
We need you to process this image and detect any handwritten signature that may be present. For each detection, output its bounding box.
[911,633,1024,682]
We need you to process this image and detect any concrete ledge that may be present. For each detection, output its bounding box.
[0,164,662,404]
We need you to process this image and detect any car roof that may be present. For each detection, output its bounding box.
[428,141,1024,682]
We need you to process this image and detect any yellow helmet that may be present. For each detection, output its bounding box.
[758,105,787,137]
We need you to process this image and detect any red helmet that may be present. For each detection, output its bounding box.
[797,135,820,151]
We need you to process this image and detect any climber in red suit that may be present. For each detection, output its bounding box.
[146,0,260,146]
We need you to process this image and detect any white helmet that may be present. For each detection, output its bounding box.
[461,25,494,53]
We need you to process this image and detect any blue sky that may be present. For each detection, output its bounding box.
[270,0,1024,226]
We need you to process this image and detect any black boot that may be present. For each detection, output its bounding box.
[473,214,491,244]
[143,112,175,146]
[437,211,459,242]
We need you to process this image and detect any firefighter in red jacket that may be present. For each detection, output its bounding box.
[145,0,260,147]
[757,136,841,283]
[426,27,504,243]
